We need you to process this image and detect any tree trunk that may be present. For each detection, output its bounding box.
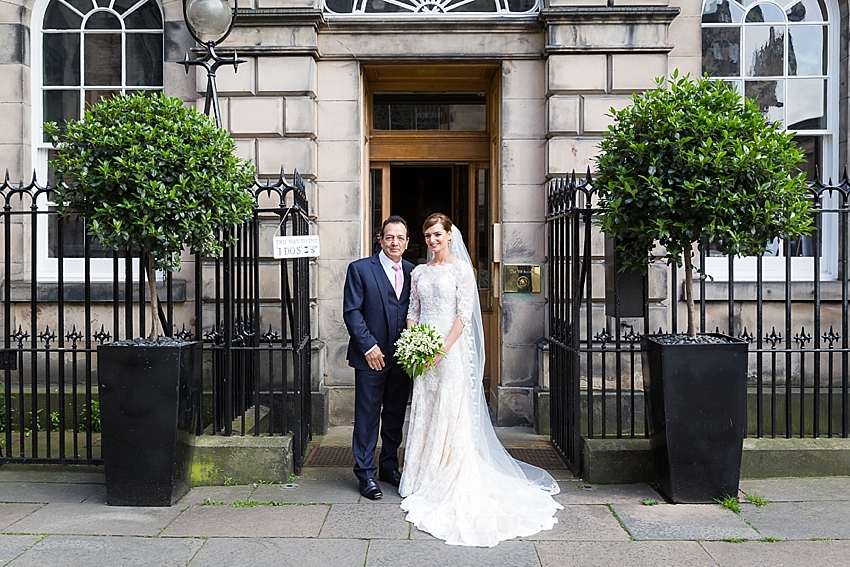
[684,247,696,338]
[146,254,161,341]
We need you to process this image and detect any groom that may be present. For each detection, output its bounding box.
[343,215,414,500]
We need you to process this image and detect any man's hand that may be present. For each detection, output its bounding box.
[365,347,386,371]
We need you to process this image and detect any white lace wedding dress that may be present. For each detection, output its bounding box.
[399,261,563,547]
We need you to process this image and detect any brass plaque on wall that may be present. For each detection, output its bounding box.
[504,265,541,293]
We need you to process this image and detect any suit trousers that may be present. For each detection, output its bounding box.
[352,362,411,482]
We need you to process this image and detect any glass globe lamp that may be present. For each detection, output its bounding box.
[185,0,233,44]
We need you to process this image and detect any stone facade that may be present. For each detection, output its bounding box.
[3,0,849,432]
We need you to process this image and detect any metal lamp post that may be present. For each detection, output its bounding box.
[180,0,243,127]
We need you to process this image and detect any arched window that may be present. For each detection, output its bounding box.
[702,0,837,280]
[33,0,164,280]
[322,0,539,16]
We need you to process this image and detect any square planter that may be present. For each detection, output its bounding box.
[97,340,202,506]
[641,333,748,503]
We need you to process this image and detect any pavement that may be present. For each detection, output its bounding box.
[1,427,849,566]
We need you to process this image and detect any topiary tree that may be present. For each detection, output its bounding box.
[596,71,814,338]
[46,92,256,341]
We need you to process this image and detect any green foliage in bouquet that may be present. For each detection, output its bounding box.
[395,324,448,379]
[595,71,813,337]
[45,93,256,340]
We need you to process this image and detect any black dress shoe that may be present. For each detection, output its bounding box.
[359,478,383,500]
[379,469,402,487]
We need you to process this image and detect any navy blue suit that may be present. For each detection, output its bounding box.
[343,253,414,482]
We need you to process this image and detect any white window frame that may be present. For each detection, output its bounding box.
[701,0,838,282]
[31,0,164,282]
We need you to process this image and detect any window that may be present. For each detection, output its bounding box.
[323,0,539,16]
[33,0,164,281]
[701,0,837,280]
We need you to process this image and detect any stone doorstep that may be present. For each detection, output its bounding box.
[189,434,293,487]
[582,437,850,484]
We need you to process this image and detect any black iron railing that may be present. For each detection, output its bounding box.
[0,168,312,472]
[547,170,850,474]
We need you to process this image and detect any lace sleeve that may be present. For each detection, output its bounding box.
[455,263,476,327]
[407,268,421,324]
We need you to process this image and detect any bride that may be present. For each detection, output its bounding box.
[399,212,562,547]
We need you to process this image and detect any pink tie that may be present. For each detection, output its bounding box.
[392,264,403,299]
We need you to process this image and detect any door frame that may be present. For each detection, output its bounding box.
[363,64,502,395]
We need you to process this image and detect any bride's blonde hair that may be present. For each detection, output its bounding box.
[423,212,453,233]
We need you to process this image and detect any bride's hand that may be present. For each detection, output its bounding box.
[426,352,444,370]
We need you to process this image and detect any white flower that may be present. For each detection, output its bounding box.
[394,324,447,379]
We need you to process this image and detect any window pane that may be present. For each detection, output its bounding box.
[745,79,785,123]
[786,0,827,22]
[788,25,827,76]
[702,0,744,23]
[44,0,83,29]
[745,25,785,76]
[702,27,741,76]
[475,168,490,290]
[324,0,354,12]
[389,105,414,130]
[49,209,114,258]
[66,0,95,15]
[124,1,163,29]
[364,0,404,13]
[126,33,163,86]
[85,11,121,29]
[43,33,81,86]
[507,0,538,12]
[96,0,111,7]
[450,0,497,13]
[43,90,81,139]
[85,89,120,109]
[786,78,826,130]
[370,168,383,255]
[745,3,784,22]
[373,94,486,131]
[84,33,122,86]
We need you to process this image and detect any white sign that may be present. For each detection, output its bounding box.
[273,235,320,259]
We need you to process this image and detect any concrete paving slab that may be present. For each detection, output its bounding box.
[0,505,42,531]
[252,479,360,504]
[740,501,850,540]
[161,504,329,538]
[739,476,850,502]
[319,503,410,539]
[0,535,40,564]
[612,503,760,541]
[0,483,103,504]
[175,486,255,507]
[2,503,183,536]
[187,538,369,567]
[555,482,662,505]
[366,539,541,567]
[702,540,850,566]
[0,467,104,485]
[536,541,717,567]
[7,535,203,566]
[522,505,630,541]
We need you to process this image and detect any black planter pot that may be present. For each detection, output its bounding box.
[97,340,202,506]
[641,333,748,504]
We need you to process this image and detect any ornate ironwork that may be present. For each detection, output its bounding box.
[323,0,540,16]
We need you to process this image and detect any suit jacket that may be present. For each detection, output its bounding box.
[343,253,415,371]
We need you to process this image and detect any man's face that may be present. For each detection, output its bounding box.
[380,222,408,263]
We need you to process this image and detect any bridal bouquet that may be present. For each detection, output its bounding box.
[395,324,447,379]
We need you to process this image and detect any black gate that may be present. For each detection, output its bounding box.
[547,170,850,476]
[1,168,313,472]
